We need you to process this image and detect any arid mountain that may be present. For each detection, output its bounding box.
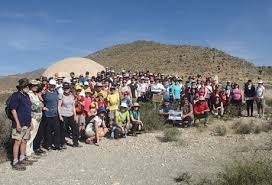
[0,69,45,91]
[1,40,271,91]
[87,40,269,82]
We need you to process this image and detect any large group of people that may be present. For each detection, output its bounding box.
[7,67,266,171]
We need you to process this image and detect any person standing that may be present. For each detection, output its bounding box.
[244,80,255,117]
[58,82,81,147]
[9,78,33,170]
[26,80,43,159]
[256,80,265,118]
[43,79,61,150]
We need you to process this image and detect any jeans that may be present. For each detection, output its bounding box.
[246,100,254,116]
[44,116,61,148]
[61,116,79,146]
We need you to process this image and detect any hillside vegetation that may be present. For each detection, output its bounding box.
[88,40,270,82]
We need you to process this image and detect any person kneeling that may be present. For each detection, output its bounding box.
[193,96,210,126]
[85,107,108,146]
[180,97,194,127]
[212,95,224,118]
[129,103,144,136]
[111,103,131,139]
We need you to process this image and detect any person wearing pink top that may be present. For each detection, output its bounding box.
[231,83,244,117]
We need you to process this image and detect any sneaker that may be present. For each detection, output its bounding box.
[25,157,38,163]
[18,159,33,166]
[12,163,26,171]
[72,144,82,148]
[61,145,67,150]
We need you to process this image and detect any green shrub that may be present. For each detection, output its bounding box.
[0,109,12,163]
[212,124,227,136]
[215,158,272,185]
[140,102,165,131]
[266,98,272,107]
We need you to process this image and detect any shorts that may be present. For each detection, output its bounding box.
[75,114,85,127]
[12,126,31,141]
[256,98,264,107]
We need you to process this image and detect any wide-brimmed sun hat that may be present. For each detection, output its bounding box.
[132,102,140,107]
[199,96,205,101]
[258,80,263,84]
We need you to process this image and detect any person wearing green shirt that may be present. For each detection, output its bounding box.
[129,103,144,136]
[113,103,131,138]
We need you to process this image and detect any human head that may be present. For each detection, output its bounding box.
[48,79,57,91]
[120,103,128,112]
[70,72,75,78]
[29,79,40,92]
[199,96,205,104]
[132,102,140,111]
[97,107,107,117]
[258,80,263,86]
[63,82,71,94]
[163,98,170,106]
[17,78,30,93]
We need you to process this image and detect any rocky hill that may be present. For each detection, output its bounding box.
[87,40,266,82]
[0,69,44,91]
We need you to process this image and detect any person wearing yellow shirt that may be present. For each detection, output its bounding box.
[94,82,107,99]
[107,86,120,127]
[112,103,131,138]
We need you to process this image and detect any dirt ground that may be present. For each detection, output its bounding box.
[0,116,271,185]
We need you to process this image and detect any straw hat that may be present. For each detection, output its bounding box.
[132,102,140,107]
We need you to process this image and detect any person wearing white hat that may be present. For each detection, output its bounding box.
[193,96,210,126]
[256,80,265,118]
[43,78,61,151]
[111,102,131,138]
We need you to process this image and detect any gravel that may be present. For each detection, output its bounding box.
[0,118,271,185]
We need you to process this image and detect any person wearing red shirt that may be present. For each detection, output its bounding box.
[193,96,210,126]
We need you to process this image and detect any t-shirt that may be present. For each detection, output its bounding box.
[129,110,140,120]
[59,93,75,117]
[151,83,165,93]
[232,88,242,100]
[256,86,265,99]
[193,102,210,113]
[172,84,181,100]
[115,110,130,126]
[159,104,173,113]
[84,97,93,113]
[10,92,32,128]
[107,93,120,110]
[138,83,148,95]
[43,90,59,117]
[28,91,43,120]
[90,115,103,127]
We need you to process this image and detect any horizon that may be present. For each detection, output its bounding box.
[0,0,271,75]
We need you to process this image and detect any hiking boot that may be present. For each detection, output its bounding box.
[12,163,26,171]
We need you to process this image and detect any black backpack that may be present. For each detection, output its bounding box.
[5,92,20,121]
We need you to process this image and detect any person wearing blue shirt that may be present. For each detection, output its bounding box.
[10,78,32,170]
[43,79,61,151]
[171,80,182,109]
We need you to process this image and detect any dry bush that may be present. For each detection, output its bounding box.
[212,124,227,136]
[161,126,181,142]
[261,121,272,132]
[266,98,272,107]
[232,120,256,134]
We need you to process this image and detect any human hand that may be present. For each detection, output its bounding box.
[16,125,22,133]
[59,116,64,122]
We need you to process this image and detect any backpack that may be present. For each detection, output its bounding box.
[5,92,21,121]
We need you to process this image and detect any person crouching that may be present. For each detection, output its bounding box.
[111,103,131,139]
[129,103,144,136]
[85,107,109,146]
[193,96,210,126]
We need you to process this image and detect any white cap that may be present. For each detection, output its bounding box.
[120,103,128,108]
[84,81,89,86]
[63,78,71,84]
[49,79,57,86]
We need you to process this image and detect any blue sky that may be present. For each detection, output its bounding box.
[0,0,271,75]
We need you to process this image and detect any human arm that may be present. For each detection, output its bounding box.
[58,98,64,122]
